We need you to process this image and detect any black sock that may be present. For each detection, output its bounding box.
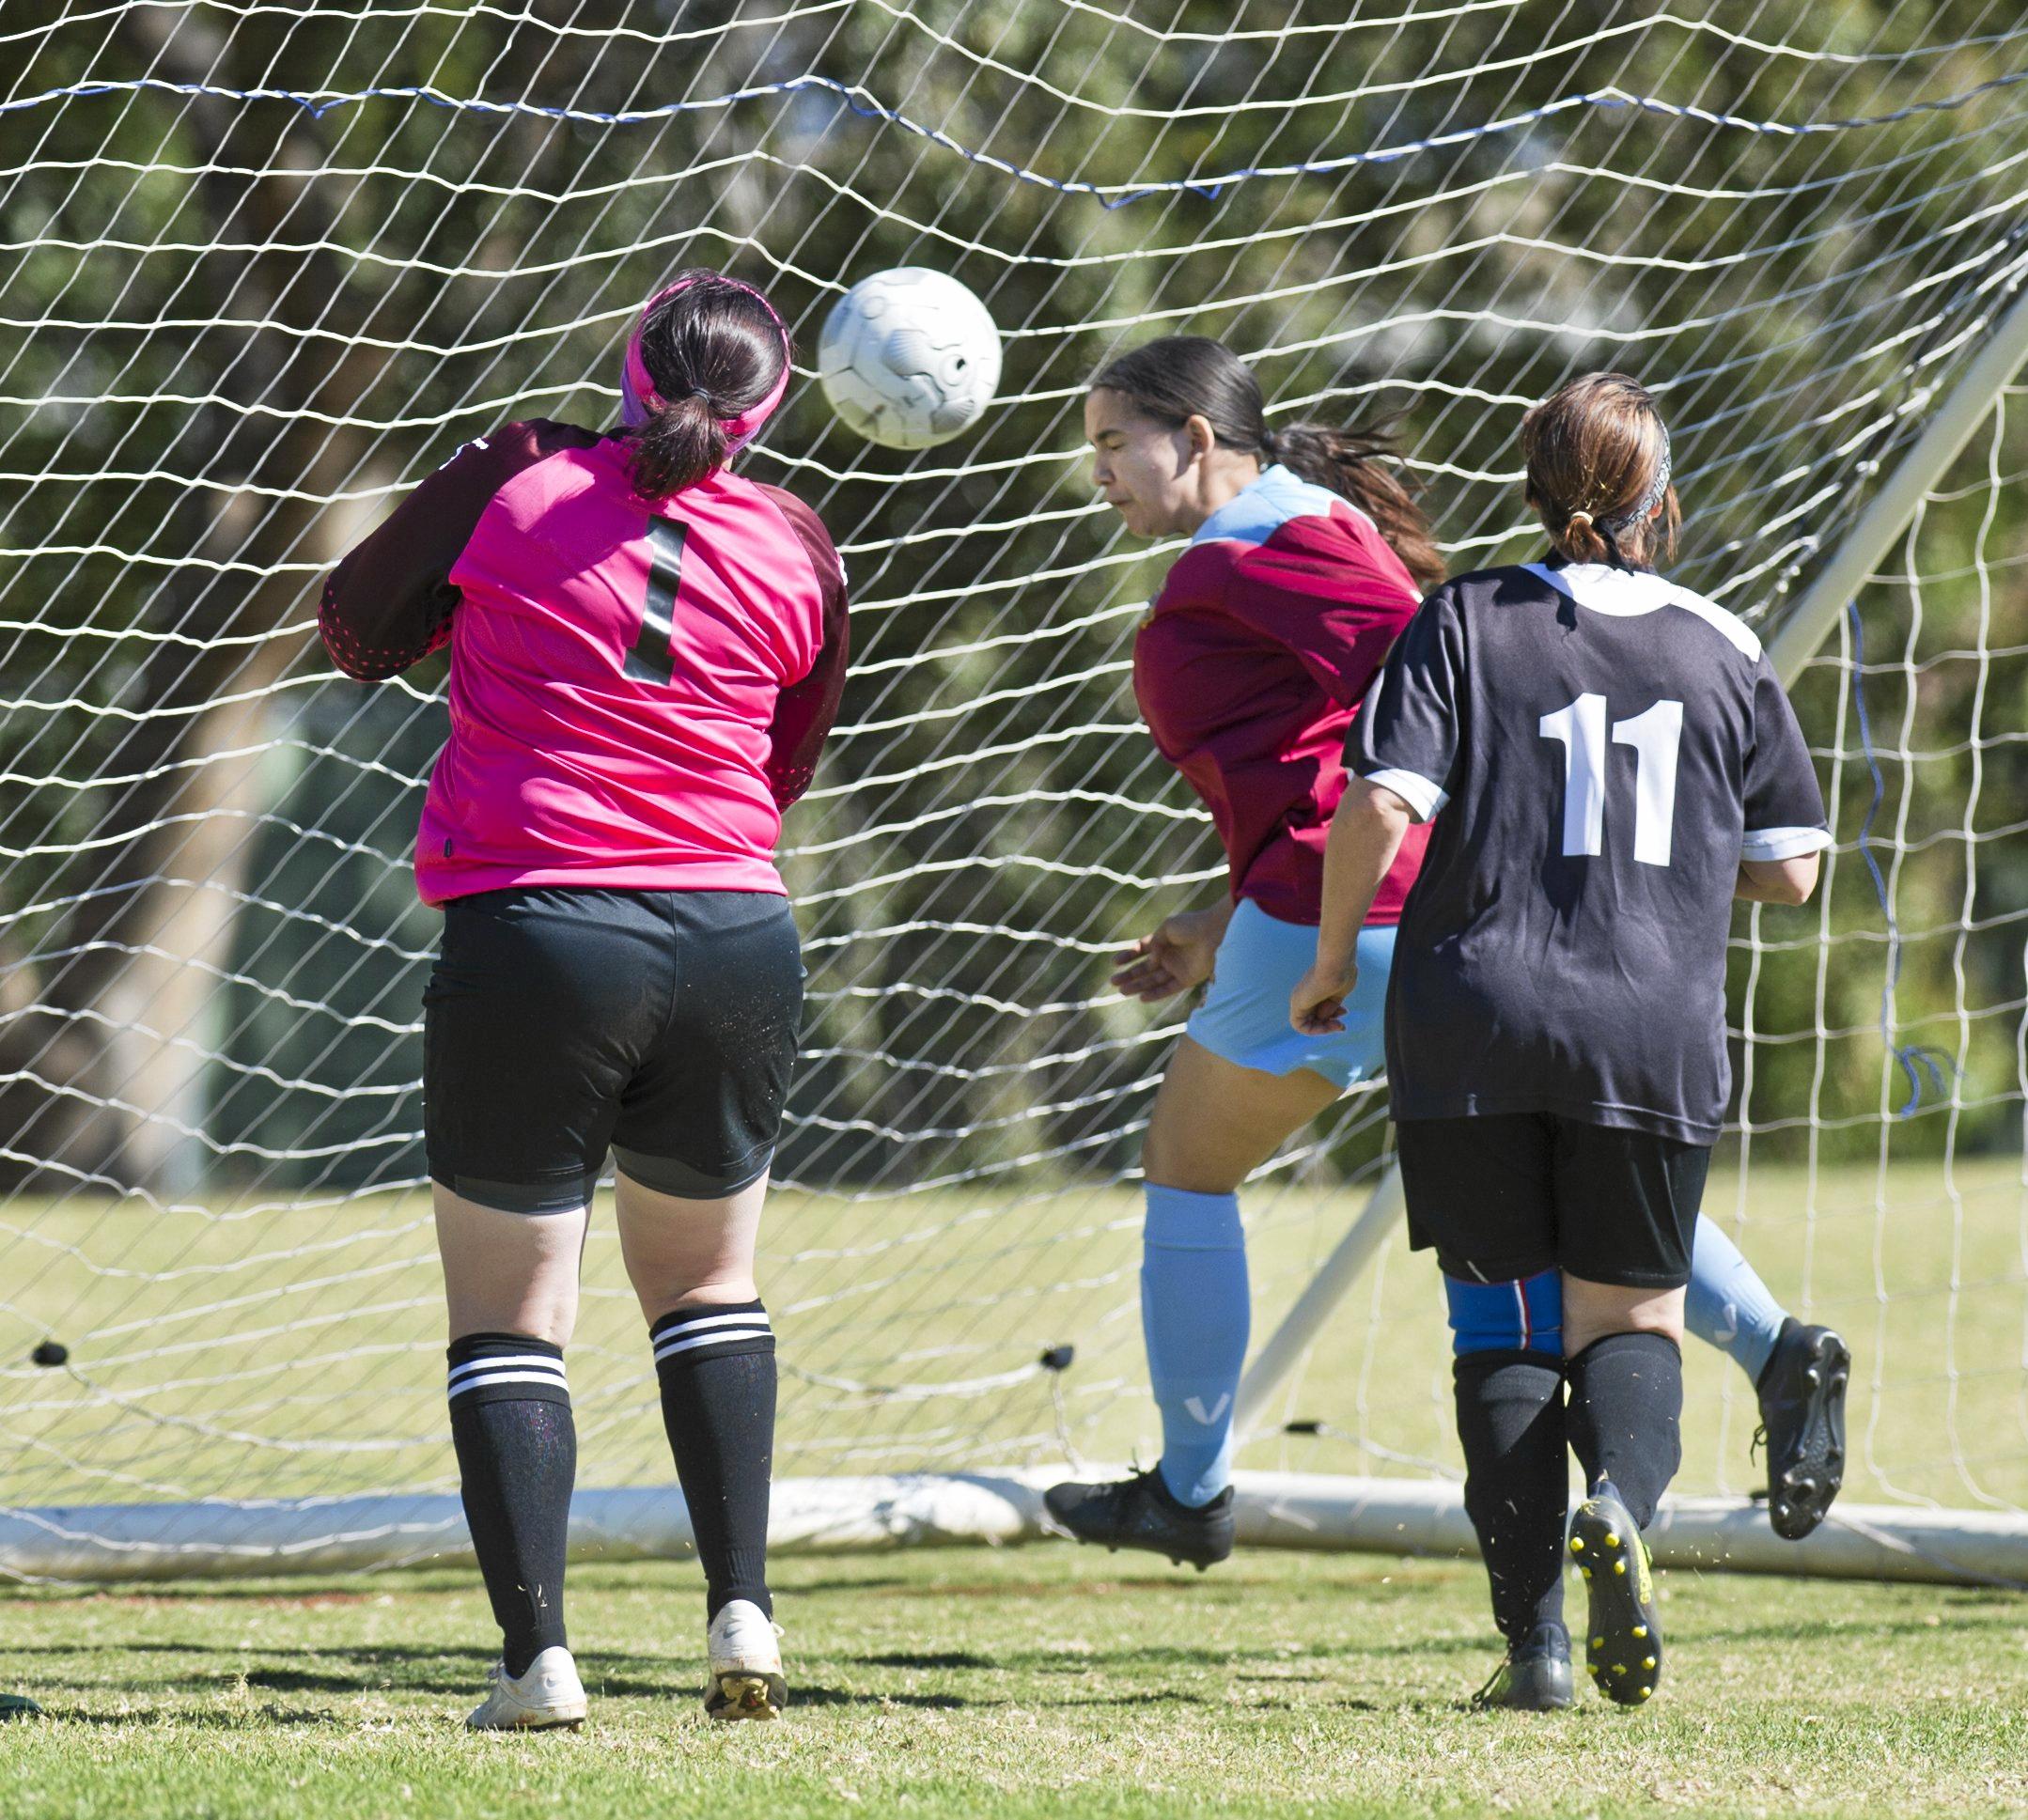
[446,1332,575,1677]
[652,1300,776,1620]
[1565,1330,1683,1527]
[1454,1350,1568,1646]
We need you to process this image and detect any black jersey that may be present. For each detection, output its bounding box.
[1349,557,1830,1144]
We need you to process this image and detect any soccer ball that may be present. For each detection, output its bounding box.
[818,269,1002,450]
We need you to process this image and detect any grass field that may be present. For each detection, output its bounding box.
[5,1157,2027,1814]
[8,1545,2028,1819]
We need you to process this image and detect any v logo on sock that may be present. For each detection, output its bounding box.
[1184,1393,1232,1426]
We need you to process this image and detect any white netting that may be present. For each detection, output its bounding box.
[2,1,2026,1566]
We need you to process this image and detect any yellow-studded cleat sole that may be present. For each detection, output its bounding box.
[1570,1493,1662,1709]
[708,1672,785,1722]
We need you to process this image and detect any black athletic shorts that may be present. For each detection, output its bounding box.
[1394,1112,1710,1290]
[424,886,803,1214]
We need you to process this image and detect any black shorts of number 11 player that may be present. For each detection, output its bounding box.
[1348,376,1830,1710]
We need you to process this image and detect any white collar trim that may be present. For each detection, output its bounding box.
[1523,563,1761,660]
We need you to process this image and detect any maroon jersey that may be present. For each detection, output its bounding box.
[319,420,848,906]
[1132,464,1430,926]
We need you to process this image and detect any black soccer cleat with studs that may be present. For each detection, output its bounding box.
[1042,1470,1235,1570]
[1755,1318,1850,1542]
[1568,1486,1662,1707]
[1470,1621,1574,1712]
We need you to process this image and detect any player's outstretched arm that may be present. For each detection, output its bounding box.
[1290,777,1413,1033]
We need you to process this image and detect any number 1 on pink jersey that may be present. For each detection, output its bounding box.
[623,519,686,685]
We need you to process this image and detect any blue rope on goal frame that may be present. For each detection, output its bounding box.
[8,65,2028,209]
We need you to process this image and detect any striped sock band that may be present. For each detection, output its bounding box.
[649,1300,774,1366]
[651,1299,775,1621]
[445,1332,571,1409]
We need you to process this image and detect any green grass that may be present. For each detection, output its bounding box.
[6,1158,2028,1813]
[8,1546,2028,1819]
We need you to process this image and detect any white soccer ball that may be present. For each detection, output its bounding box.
[818,268,1002,450]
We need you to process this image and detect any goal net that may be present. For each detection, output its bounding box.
[4,1,2026,1581]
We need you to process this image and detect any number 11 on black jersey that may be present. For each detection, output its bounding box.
[1538,693,1685,866]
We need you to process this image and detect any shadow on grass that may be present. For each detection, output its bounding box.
[854,1650,995,1670]
[1689,1609,2025,1648]
[244,1669,448,1696]
[981,1637,1486,1672]
[786,1686,996,1710]
[11,1641,492,1667]
[40,1705,347,1729]
[881,1576,1288,1599]
[20,1578,475,1608]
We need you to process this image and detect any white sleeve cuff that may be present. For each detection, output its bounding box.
[1363,768,1448,823]
[1740,825,1833,862]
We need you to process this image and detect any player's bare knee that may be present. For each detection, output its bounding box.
[449,1295,578,1350]
[1139,1083,1289,1198]
[1562,1275,1685,1356]
[1139,1107,1237,1196]
[1140,1149,1239,1198]
[635,1276,760,1329]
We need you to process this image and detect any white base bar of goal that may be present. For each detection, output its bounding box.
[5,1470,2024,1587]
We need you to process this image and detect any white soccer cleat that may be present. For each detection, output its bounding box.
[705,1599,786,1721]
[464,1645,588,1731]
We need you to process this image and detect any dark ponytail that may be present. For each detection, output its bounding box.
[1090,334,1446,594]
[632,395,729,499]
[628,271,789,499]
[1259,421,1445,594]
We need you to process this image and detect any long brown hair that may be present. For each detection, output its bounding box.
[1521,372,1679,570]
[1089,335,1446,593]
[628,272,789,499]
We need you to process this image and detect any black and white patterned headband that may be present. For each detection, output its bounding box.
[1599,427,1672,533]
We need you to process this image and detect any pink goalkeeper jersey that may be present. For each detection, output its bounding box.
[318,420,849,906]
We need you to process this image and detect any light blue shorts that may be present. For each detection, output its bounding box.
[1183,900,1394,1092]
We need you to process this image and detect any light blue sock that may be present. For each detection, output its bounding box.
[1140,1184,1249,1508]
[1685,1215,1789,1384]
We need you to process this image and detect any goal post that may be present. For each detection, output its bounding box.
[10,1470,2028,1589]
[5,5,2028,1590]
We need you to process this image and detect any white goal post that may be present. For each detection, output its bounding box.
[9,1470,2028,1589]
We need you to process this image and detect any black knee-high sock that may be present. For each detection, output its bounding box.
[446,1332,575,1677]
[1454,1350,1568,1645]
[1565,1330,1683,1527]
[651,1300,775,1620]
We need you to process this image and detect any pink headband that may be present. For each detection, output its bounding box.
[620,275,791,455]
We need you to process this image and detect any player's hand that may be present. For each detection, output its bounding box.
[1290,954,1358,1034]
[1110,910,1223,1002]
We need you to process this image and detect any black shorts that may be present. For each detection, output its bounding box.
[424,886,803,1214]
[1395,1112,1709,1290]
